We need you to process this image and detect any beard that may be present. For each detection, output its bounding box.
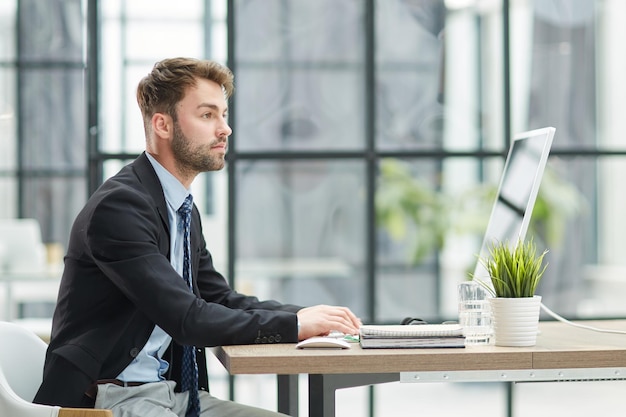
[171,121,226,175]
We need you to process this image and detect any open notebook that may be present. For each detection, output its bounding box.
[360,324,462,337]
[359,324,465,348]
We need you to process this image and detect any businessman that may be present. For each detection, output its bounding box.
[34,57,361,417]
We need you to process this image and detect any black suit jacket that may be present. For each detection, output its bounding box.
[34,153,301,407]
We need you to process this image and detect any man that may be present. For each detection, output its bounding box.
[34,57,361,417]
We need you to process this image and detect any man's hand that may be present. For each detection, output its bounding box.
[296,305,362,340]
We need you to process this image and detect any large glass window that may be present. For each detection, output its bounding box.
[231,0,506,323]
[0,0,85,247]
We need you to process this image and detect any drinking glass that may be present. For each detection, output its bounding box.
[458,281,493,345]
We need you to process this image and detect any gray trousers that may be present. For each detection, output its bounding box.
[95,380,291,417]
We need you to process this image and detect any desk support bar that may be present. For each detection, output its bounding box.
[401,367,626,383]
[309,373,399,417]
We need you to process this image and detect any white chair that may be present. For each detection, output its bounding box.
[0,218,59,326]
[0,219,47,275]
[0,321,112,417]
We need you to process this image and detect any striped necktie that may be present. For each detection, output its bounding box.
[177,195,200,417]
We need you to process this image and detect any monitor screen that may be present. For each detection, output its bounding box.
[472,127,555,286]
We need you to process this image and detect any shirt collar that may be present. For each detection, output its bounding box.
[145,152,191,212]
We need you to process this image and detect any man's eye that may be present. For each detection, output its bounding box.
[202,113,213,119]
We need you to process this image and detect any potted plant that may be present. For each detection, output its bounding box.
[478,239,548,347]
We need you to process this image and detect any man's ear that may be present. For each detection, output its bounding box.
[152,112,173,139]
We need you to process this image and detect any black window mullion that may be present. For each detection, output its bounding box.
[87,0,101,197]
[364,0,376,326]
[15,0,23,217]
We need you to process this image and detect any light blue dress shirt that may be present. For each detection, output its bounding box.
[116,153,192,382]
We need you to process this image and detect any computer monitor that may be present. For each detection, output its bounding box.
[472,127,555,287]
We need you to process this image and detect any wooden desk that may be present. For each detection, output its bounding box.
[214,320,626,417]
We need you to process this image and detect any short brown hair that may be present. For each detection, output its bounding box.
[136,57,234,125]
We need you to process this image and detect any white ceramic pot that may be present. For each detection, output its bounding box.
[489,295,542,347]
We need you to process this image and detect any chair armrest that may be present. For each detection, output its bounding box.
[58,408,113,417]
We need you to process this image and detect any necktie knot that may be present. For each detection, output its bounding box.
[178,195,193,217]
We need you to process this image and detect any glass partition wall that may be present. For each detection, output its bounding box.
[3,0,626,415]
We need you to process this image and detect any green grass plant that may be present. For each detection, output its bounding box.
[480,239,548,298]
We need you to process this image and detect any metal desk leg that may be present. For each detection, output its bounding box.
[277,374,299,416]
[506,382,514,417]
[309,373,399,417]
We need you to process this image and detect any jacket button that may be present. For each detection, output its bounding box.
[129,348,140,357]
